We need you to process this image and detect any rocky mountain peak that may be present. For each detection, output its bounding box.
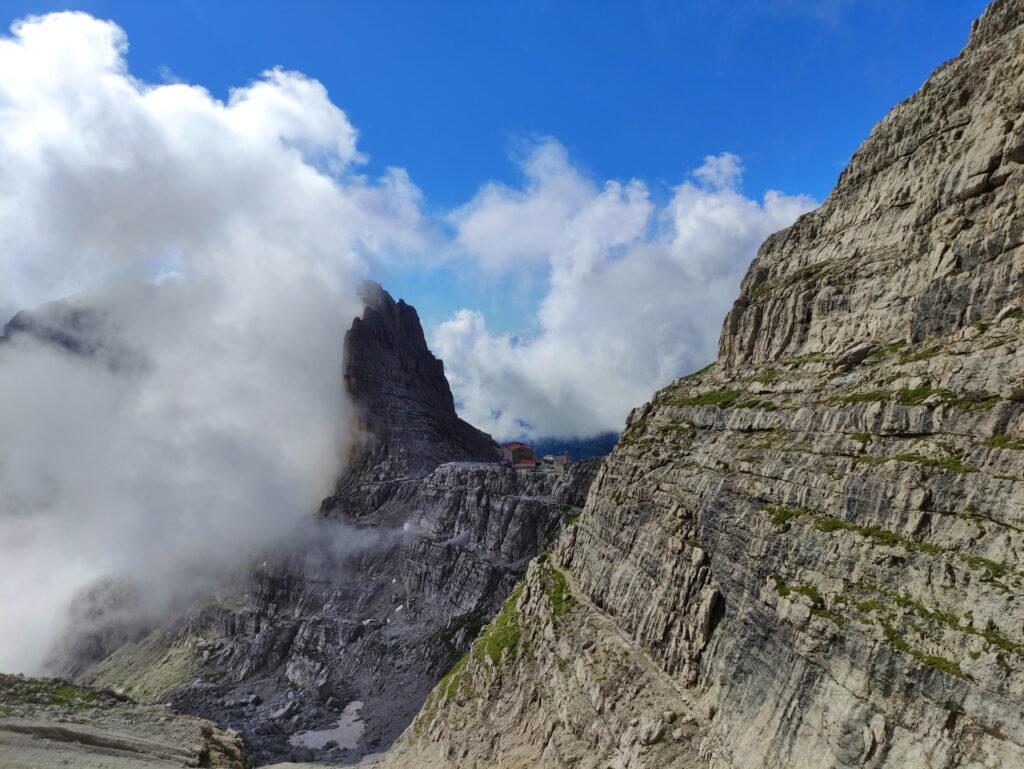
[45,281,599,766]
[328,281,498,516]
[718,2,1023,369]
[345,280,460,433]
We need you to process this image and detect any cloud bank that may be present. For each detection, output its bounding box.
[0,12,425,673]
[436,142,817,439]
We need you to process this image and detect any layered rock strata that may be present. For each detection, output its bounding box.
[384,4,1024,768]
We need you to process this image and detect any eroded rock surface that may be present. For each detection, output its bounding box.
[384,4,1024,768]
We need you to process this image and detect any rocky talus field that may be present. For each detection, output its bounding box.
[381,3,1024,768]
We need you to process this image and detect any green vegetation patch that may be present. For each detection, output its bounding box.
[880,623,970,679]
[0,676,113,718]
[473,584,525,666]
[870,340,908,362]
[837,390,893,404]
[670,389,741,408]
[897,384,999,411]
[735,398,779,411]
[766,505,806,525]
[985,434,1024,451]
[772,577,843,628]
[961,554,1010,580]
[771,574,790,597]
[897,384,941,406]
[816,517,902,547]
[814,608,845,628]
[879,587,1024,659]
[658,420,695,436]
[439,654,470,701]
[3,678,100,708]
[890,452,978,473]
[853,450,978,473]
[749,368,781,384]
[540,565,576,625]
[815,517,943,555]
[901,345,943,363]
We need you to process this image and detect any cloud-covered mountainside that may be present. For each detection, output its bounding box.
[0,11,424,674]
[0,11,813,673]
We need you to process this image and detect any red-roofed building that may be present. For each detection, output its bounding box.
[502,441,536,468]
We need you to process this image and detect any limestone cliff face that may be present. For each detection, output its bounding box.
[384,4,1024,768]
[65,284,598,766]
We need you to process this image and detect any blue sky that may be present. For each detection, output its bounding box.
[0,1,991,438]
[5,1,984,200]
[4,0,987,326]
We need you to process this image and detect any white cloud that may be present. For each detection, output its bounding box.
[446,140,648,275]
[434,142,817,440]
[691,151,743,190]
[0,12,426,673]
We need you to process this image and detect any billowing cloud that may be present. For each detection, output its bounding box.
[447,141,650,275]
[0,12,426,673]
[434,141,817,440]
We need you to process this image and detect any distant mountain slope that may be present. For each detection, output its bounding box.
[383,3,1024,767]
[55,283,598,766]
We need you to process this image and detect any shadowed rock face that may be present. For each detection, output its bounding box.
[327,282,499,519]
[57,283,596,766]
[343,282,498,476]
[383,4,1024,768]
[0,298,145,372]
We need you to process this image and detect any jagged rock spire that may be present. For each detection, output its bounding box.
[327,282,498,516]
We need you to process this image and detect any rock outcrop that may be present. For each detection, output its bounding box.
[0,674,246,769]
[383,4,1024,768]
[64,284,598,766]
[329,281,500,518]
